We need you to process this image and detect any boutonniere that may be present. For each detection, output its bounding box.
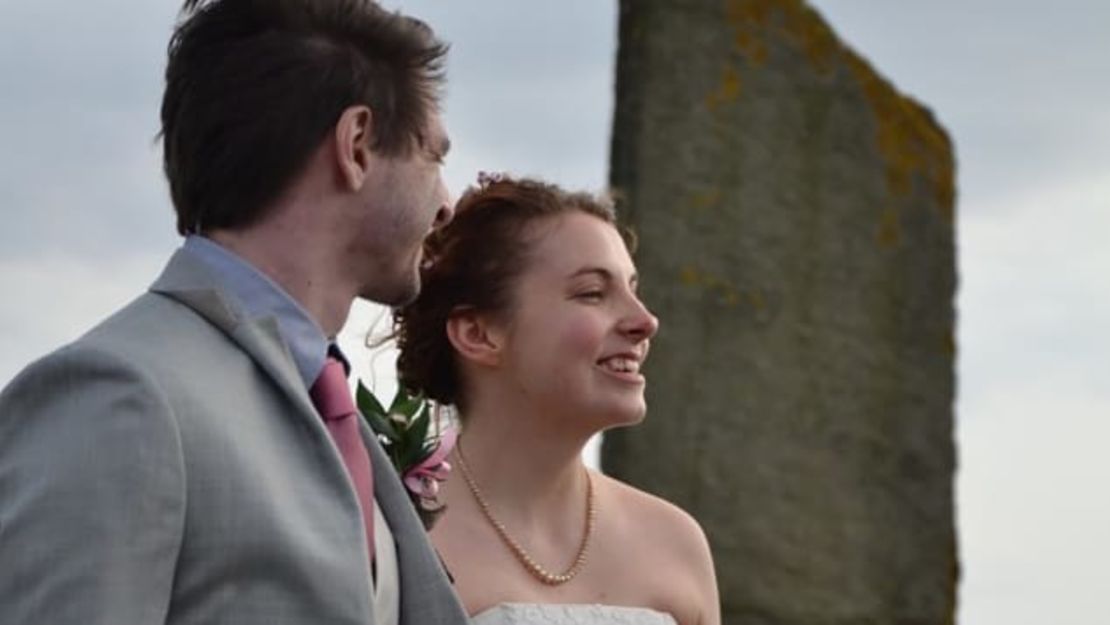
[356,382,455,529]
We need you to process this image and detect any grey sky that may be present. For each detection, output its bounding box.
[1,1,1107,623]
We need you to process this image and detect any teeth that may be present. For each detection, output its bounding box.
[601,357,639,373]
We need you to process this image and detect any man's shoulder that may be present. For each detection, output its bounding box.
[0,285,262,442]
[84,289,199,341]
[5,289,232,395]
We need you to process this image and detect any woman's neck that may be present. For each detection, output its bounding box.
[452,399,592,526]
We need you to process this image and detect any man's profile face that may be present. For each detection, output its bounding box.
[353,113,453,307]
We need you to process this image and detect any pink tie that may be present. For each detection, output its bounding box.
[310,357,375,560]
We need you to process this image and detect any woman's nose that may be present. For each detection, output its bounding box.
[621,296,659,340]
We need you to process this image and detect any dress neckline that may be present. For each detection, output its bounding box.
[470,602,678,624]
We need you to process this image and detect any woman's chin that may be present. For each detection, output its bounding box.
[591,400,648,431]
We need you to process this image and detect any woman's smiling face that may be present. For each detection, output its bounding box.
[495,211,660,430]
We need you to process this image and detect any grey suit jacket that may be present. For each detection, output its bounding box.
[0,249,468,625]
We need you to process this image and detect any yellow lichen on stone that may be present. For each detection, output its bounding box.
[733,29,769,65]
[725,0,838,74]
[679,264,746,309]
[706,65,743,111]
[792,5,839,75]
[847,54,954,219]
[839,34,955,222]
[749,289,768,311]
[942,326,957,359]
[719,0,956,222]
[726,0,776,29]
[689,189,723,211]
[681,265,702,286]
[877,207,901,248]
[725,0,774,65]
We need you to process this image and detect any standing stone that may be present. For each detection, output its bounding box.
[602,1,958,623]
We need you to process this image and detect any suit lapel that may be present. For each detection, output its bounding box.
[149,249,321,427]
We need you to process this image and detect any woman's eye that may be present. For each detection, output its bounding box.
[576,290,604,301]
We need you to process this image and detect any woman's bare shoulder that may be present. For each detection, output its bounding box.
[594,472,712,566]
[593,471,721,625]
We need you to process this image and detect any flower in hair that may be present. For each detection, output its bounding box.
[477,170,508,187]
[356,382,456,529]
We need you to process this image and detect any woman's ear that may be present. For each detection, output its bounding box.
[446,307,503,368]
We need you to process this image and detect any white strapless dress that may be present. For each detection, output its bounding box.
[470,603,677,625]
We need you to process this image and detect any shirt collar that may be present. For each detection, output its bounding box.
[182,235,332,387]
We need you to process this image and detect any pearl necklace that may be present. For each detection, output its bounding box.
[455,442,595,586]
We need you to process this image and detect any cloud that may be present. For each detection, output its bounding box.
[0,1,178,262]
[958,377,1110,625]
[810,0,1110,217]
[959,173,1110,395]
[390,0,618,193]
[0,251,166,382]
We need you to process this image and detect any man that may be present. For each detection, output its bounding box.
[0,0,466,623]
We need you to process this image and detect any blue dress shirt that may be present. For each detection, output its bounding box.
[182,235,332,387]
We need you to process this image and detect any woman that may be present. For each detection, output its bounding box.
[394,176,720,625]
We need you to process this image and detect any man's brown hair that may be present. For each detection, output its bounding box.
[161,0,447,235]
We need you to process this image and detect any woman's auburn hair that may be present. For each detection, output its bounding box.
[392,176,632,410]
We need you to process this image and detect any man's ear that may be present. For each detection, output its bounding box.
[334,105,374,191]
[446,307,503,368]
